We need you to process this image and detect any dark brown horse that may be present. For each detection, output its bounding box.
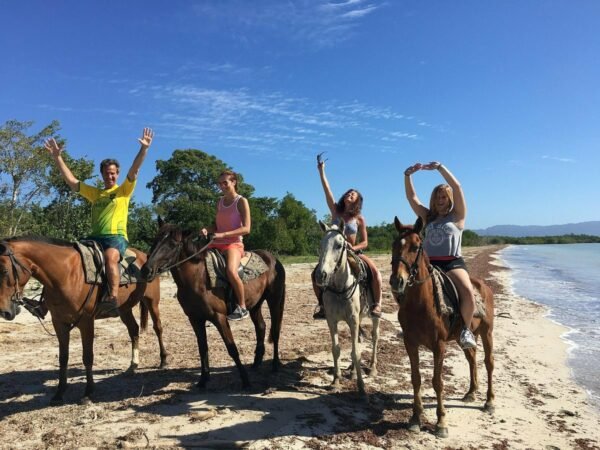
[389,217,495,438]
[0,237,168,404]
[141,224,286,389]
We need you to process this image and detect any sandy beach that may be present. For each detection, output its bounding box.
[0,245,599,449]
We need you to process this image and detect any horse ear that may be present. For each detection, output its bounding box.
[318,220,328,232]
[338,218,345,234]
[394,216,403,232]
[414,216,423,234]
[157,215,164,228]
[0,243,8,255]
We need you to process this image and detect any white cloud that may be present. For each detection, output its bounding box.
[542,155,576,163]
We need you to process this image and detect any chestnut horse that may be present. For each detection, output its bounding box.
[0,237,168,404]
[389,217,495,438]
[141,224,286,389]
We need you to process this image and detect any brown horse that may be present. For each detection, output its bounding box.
[389,217,495,438]
[0,237,168,404]
[141,224,286,389]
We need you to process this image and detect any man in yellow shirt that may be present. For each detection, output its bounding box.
[45,128,154,317]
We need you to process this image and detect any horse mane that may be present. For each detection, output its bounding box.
[4,235,75,247]
[158,223,207,263]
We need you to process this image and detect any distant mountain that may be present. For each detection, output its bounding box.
[473,221,600,237]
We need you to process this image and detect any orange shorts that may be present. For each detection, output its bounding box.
[208,242,245,258]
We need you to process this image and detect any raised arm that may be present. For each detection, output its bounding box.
[422,161,466,223]
[404,163,429,221]
[317,158,337,217]
[127,127,154,182]
[44,138,79,192]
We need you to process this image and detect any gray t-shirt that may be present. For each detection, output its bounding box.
[423,214,462,258]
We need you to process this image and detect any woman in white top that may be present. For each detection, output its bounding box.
[404,161,477,349]
[312,157,383,319]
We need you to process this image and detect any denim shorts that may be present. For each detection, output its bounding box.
[88,235,129,258]
[429,257,467,272]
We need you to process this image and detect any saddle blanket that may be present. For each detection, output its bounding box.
[75,241,144,285]
[431,265,486,318]
[205,249,269,289]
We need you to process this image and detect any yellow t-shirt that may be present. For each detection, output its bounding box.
[78,178,136,240]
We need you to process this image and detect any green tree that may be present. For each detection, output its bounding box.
[275,193,320,255]
[0,119,61,235]
[128,203,158,251]
[147,149,254,230]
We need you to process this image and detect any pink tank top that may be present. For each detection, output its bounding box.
[213,195,243,244]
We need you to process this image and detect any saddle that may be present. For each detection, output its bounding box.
[204,249,270,315]
[75,240,144,286]
[347,249,371,314]
[205,249,269,288]
[430,265,487,320]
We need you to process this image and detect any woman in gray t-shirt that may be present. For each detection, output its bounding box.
[403,161,477,350]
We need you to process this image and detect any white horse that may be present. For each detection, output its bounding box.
[315,220,380,396]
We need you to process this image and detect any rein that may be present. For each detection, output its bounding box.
[152,237,213,276]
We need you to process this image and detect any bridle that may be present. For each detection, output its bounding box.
[391,232,431,286]
[0,243,32,308]
[319,228,360,299]
[148,234,213,277]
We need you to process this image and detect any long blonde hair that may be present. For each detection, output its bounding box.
[427,184,454,224]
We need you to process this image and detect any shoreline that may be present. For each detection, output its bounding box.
[494,245,600,415]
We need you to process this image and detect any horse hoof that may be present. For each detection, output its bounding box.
[80,396,93,406]
[369,369,378,378]
[435,426,449,438]
[462,393,476,403]
[484,403,495,414]
[408,423,421,434]
[125,366,137,376]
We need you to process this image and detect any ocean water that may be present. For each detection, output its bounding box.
[500,243,600,410]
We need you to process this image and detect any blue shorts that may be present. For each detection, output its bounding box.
[88,235,129,259]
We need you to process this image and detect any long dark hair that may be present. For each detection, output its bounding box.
[335,188,363,218]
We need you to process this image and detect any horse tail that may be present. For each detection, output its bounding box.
[140,299,149,333]
[268,258,286,344]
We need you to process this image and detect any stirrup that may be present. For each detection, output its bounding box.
[369,304,382,318]
[313,305,326,320]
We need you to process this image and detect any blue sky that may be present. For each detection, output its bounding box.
[2,1,599,229]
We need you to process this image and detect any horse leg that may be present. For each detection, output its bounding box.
[369,316,380,378]
[349,316,366,397]
[481,324,495,413]
[462,346,479,402]
[146,296,170,369]
[119,308,141,373]
[79,318,95,404]
[405,342,423,433]
[214,316,250,389]
[190,318,210,388]
[327,317,341,389]
[432,343,449,438]
[249,305,266,369]
[51,321,71,405]
[265,265,285,372]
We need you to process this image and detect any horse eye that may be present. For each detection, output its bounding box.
[410,245,419,252]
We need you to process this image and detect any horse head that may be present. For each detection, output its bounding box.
[315,220,348,288]
[0,241,31,321]
[142,224,185,281]
[390,216,424,296]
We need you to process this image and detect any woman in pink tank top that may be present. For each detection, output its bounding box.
[201,171,251,321]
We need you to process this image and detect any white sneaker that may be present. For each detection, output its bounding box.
[227,305,249,321]
[459,327,477,349]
